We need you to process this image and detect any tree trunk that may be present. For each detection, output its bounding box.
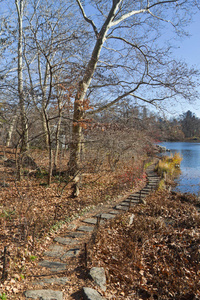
[68,1,121,180]
[6,114,18,147]
[41,111,49,149]
[15,0,29,180]
[48,144,53,185]
[54,115,62,172]
[16,0,28,153]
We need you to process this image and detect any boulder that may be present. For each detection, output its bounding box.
[89,267,106,291]
[83,287,106,300]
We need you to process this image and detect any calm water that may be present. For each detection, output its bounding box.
[159,142,200,195]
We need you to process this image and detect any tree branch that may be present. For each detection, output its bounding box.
[86,81,142,116]
[75,0,99,37]
[111,0,178,27]
[111,8,147,27]
[107,35,149,73]
[147,10,175,27]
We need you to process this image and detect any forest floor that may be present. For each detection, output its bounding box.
[0,146,199,299]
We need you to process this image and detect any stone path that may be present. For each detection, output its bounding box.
[24,163,160,300]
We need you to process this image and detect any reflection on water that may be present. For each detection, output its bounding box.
[159,142,200,195]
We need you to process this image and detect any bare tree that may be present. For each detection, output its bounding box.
[15,0,29,153]
[21,0,84,184]
[68,0,199,194]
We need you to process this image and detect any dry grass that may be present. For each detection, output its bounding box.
[155,153,182,178]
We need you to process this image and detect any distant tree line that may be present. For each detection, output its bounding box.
[156,110,200,141]
[115,107,200,141]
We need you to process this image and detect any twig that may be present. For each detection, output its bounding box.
[1,246,8,282]
[96,214,102,228]
[32,223,36,249]
[84,243,87,267]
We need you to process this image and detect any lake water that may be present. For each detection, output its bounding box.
[159,142,200,195]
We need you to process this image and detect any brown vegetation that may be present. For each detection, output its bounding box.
[0,144,147,299]
[90,190,200,299]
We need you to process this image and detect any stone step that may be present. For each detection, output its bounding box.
[65,232,86,239]
[124,199,139,204]
[127,193,140,197]
[82,218,104,225]
[119,202,131,207]
[143,185,153,189]
[38,260,67,272]
[115,205,129,211]
[95,213,116,220]
[77,225,95,232]
[140,190,150,194]
[44,245,65,258]
[108,210,120,215]
[54,237,78,246]
[120,201,130,206]
[32,277,69,286]
[145,185,155,189]
[120,201,139,207]
[133,193,147,198]
[25,289,63,300]
[61,248,80,259]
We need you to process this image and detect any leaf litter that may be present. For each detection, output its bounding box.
[90,190,200,299]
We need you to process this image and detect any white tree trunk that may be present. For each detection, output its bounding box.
[69,1,121,178]
[6,114,18,147]
[15,0,28,153]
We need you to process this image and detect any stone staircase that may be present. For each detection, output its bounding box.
[24,163,160,300]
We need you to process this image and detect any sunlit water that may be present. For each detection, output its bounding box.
[159,142,200,195]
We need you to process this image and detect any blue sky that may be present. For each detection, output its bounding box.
[1,1,199,119]
[171,11,200,117]
[174,13,200,68]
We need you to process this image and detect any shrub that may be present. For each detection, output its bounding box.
[155,152,182,179]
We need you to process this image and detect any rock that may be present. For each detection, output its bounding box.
[95,213,115,220]
[129,214,135,226]
[77,225,94,232]
[83,218,101,225]
[140,198,147,205]
[82,287,106,300]
[66,232,85,238]
[49,244,65,251]
[107,210,120,215]
[32,277,69,286]
[61,248,80,259]
[24,289,63,300]
[154,144,168,153]
[89,267,106,291]
[119,202,130,207]
[115,205,128,211]
[44,245,65,257]
[38,260,67,271]
[54,237,78,245]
